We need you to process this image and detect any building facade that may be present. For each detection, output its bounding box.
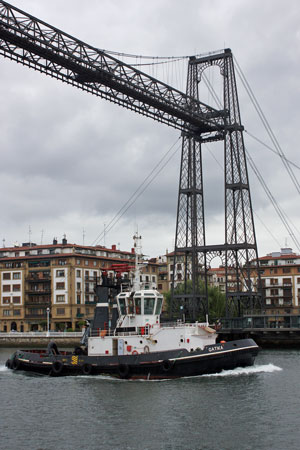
[0,239,160,332]
[258,248,300,315]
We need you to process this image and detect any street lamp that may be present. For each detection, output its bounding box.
[46,307,50,336]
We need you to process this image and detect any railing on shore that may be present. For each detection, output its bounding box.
[221,313,300,330]
[0,331,83,337]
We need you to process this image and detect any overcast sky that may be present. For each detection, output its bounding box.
[0,0,300,261]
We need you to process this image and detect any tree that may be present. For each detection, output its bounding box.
[164,279,226,322]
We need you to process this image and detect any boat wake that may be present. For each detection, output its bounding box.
[202,363,282,377]
[0,363,281,379]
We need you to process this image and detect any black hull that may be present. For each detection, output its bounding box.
[6,339,259,380]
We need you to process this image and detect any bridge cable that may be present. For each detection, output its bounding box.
[234,56,300,196]
[91,137,181,246]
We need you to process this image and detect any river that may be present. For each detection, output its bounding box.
[1,347,299,450]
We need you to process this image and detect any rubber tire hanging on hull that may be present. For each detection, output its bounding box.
[81,363,92,375]
[118,364,130,379]
[5,359,12,369]
[11,357,21,370]
[162,360,174,372]
[51,361,64,376]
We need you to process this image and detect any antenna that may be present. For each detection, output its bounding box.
[2,238,5,248]
[28,225,32,245]
[40,229,44,245]
[103,223,106,247]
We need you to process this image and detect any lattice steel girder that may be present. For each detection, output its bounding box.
[0,1,226,136]
[172,50,261,319]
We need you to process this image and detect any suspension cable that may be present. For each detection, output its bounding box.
[234,56,300,195]
[91,137,181,246]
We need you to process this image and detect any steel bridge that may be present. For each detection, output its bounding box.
[0,1,261,320]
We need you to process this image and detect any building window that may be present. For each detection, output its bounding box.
[158,284,162,290]
[56,270,65,277]
[152,276,155,282]
[13,309,21,316]
[3,310,11,316]
[56,282,65,290]
[77,294,81,304]
[13,272,21,280]
[76,270,81,277]
[283,267,291,274]
[13,297,21,304]
[3,273,11,280]
[57,308,65,315]
[2,297,10,304]
[77,282,81,290]
[85,260,89,266]
[86,307,90,314]
[56,295,65,303]
[93,261,97,267]
[13,284,21,292]
[297,278,300,284]
[3,285,10,292]
[58,260,66,266]
[76,259,81,265]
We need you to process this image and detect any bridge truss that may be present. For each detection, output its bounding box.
[0,1,261,319]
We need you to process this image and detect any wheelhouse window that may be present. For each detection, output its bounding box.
[118,298,126,315]
[155,297,163,315]
[135,297,141,315]
[144,297,155,315]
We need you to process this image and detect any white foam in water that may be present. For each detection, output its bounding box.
[0,364,9,372]
[202,363,282,377]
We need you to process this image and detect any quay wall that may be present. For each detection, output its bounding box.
[0,333,81,348]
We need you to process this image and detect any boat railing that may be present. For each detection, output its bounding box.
[89,321,207,338]
[160,321,206,329]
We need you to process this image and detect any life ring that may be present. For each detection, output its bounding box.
[162,359,174,372]
[82,363,92,375]
[11,357,21,371]
[132,350,139,355]
[143,345,150,354]
[118,364,130,379]
[51,360,64,375]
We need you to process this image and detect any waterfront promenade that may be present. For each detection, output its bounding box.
[0,331,82,348]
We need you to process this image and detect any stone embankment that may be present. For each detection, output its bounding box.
[0,332,82,348]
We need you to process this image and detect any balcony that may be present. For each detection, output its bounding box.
[25,298,51,306]
[26,288,51,295]
[25,311,48,319]
[26,275,51,281]
[76,313,84,318]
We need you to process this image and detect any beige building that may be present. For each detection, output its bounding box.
[0,239,145,332]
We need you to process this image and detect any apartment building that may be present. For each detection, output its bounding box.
[258,248,300,314]
[0,238,144,332]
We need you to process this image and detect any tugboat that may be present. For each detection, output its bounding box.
[6,236,259,379]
